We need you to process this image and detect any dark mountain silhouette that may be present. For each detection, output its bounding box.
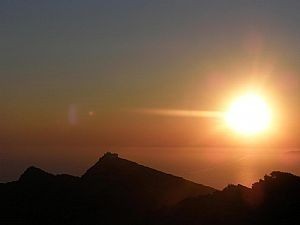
[81,152,214,206]
[150,171,300,225]
[0,152,215,225]
[0,152,299,225]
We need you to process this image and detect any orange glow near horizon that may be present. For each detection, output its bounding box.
[225,93,272,136]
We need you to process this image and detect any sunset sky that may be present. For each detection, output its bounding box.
[1,1,300,187]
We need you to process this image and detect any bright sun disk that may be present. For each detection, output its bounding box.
[225,93,272,135]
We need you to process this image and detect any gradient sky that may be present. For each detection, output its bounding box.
[1,1,300,186]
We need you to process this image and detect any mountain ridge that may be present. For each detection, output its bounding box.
[0,152,299,225]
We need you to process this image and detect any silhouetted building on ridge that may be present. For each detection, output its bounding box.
[103,152,119,158]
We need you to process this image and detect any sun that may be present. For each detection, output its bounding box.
[225,93,272,135]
